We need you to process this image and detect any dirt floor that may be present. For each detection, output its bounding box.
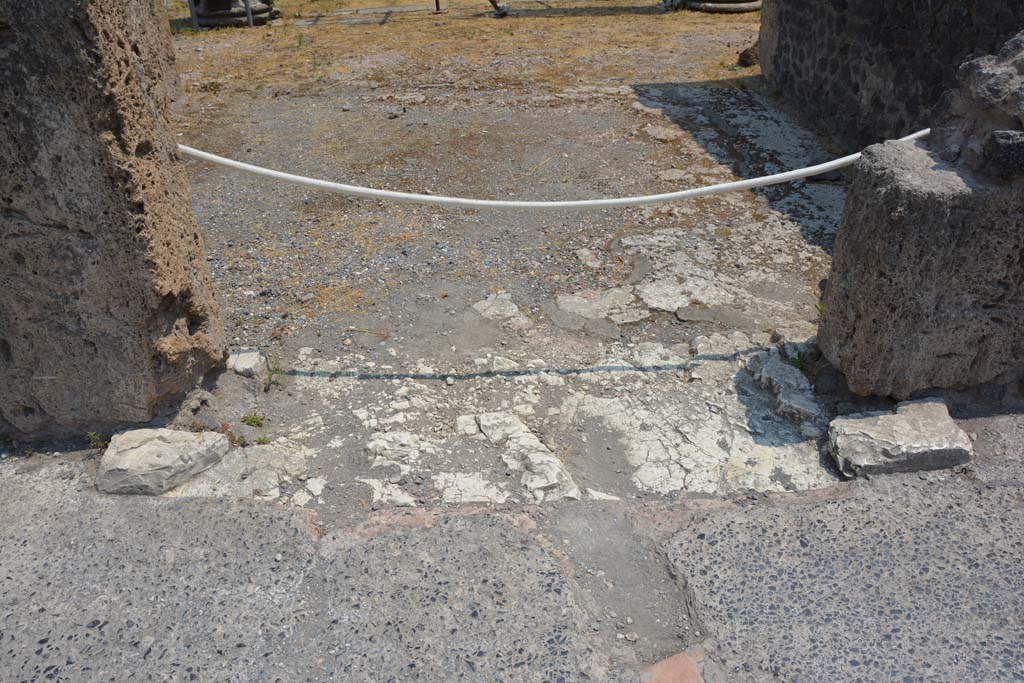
[3,2,1023,682]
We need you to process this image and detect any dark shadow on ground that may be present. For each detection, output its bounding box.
[632,77,847,253]
[168,17,196,33]
[286,360,697,382]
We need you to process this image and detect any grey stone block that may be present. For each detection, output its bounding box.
[226,348,269,382]
[828,398,972,477]
[747,349,820,421]
[818,140,1024,398]
[97,429,230,495]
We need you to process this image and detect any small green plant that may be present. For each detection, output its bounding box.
[241,414,265,428]
[256,435,271,446]
[815,301,825,322]
[219,423,245,448]
[787,349,822,375]
[86,432,109,450]
[264,355,285,392]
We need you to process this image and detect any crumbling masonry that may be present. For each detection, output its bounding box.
[0,0,225,437]
[761,0,1024,398]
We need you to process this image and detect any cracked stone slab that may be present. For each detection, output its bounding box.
[97,429,230,495]
[476,412,581,502]
[357,477,417,507]
[828,398,973,477]
[365,431,437,464]
[619,224,823,333]
[555,288,650,325]
[560,336,834,495]
[164,437,312,501]
[746,348,821,421]
[472,292,532,329]
[432,472,510,504]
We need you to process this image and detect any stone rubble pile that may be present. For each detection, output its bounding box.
[167,437,315,502]
[227,348,269,383]
[746,348,819,422]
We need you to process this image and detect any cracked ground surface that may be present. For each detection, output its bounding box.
[2,1,1023,681]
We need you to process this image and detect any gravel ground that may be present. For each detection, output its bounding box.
[3,2,1023,682]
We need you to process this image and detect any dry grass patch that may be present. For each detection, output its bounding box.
[170,0,759,99]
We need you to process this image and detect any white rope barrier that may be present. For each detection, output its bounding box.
[177,128,930,210]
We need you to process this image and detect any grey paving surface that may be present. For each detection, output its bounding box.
[0,462,628,682]
[669,412,1024,683]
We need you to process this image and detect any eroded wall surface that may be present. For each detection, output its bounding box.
[759,0,1024,147]
[0,0,225,436]
[818,31,1024,398]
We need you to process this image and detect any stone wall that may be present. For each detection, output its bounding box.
[759,0,1024,148]
[818,31,1024,398]
[817,141,1024,398]
[0,0,226,436]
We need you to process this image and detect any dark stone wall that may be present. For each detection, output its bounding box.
[817,141,1024,398]
[817,30,1023,398]
[759,0,1024,148]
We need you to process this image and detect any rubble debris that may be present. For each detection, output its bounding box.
[227,348,269,382]
[165,437,312,500]
[746,348,820,421]
[365,431,437,464]
[357,478,417,507]
[476,412,580,502]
